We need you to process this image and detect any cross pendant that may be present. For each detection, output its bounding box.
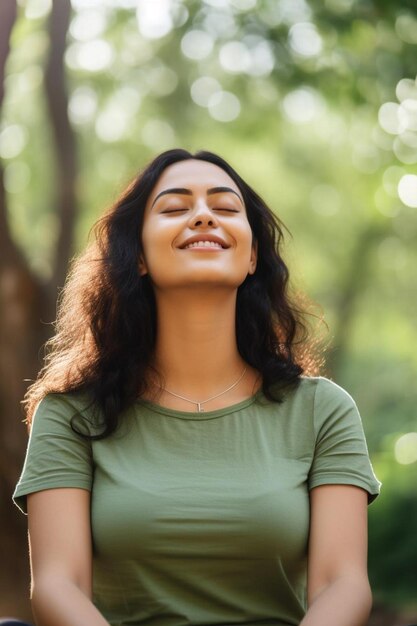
[197,403,204,412]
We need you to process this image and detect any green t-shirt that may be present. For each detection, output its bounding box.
[14,376,380,626]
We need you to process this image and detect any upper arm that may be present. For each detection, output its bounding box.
[307,484,369,605]
[27,488,93,598]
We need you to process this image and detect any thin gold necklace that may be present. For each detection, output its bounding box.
[161,367,248,413]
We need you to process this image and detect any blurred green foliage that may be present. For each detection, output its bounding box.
[369,459,417,609]
[1,0,416,613]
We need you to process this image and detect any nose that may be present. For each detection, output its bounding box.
[188,200,219,228]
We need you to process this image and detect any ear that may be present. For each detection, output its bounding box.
[248,240,258,275]
[139,255,147,276]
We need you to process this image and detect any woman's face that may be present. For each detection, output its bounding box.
[140,159,257,292]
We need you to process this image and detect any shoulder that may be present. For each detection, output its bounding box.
[284,376,361,436]
[297,376,365,441]
[272,375,355,408]
[296,375,357,408]
[264,375,355,415]
[33,390,93,418]
[31,391,96,436]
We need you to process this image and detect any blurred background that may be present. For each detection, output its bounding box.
[0,0,416,623]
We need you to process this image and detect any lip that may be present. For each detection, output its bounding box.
[178,235,230,249]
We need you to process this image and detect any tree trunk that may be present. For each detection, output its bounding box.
[326,224,386,378]
[45,0,77,299]
[0,1,42,618]
[0,0,77,617]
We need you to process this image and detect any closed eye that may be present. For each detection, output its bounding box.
[213,208,240,213]
[161,208,188,214]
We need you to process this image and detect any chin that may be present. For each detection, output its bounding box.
[152,275,246,291]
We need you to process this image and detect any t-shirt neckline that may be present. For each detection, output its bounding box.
[136,388,264,420]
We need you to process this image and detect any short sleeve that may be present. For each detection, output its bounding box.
[13,393,93,514]
[308,378,381,503]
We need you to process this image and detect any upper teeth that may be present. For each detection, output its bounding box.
[184,241,223,249]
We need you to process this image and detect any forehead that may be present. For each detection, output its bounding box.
[150,159,241,197]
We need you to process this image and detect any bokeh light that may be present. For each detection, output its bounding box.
[4,67,43,107]
[218,37,275,76]
[396,78,417,102]
[94,87,141,142]
[282,87,324,123]
[245,40,275,76]
[68,86,98,125]
[398,174,417,207]
[146,65,178,96]
[378,102,407,135]
[401,98,417,131]
[401,129,417,148]
[202,0,229,9]
[271,0,312,26]
[208,91,241,122]
[395,14,417,45]
[95,106,129,143]
[66,40,114,72]
[190,76,222,107]
[219,41,251,73]
[394,432,417,464]
[69,9,108,41]
[203,9,237,38]
[382,166,405,197]
[0,124,28,159]
[230,0,257,10]
[181,30,214,60]
[393,136,417,164]
[136,0,173,40]
[288,22,323,57]
[23,0,52,19]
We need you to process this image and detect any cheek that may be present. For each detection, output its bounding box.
[238,225,255,255]
[238,227,257,275]
[141,221,173,262]
[140,232,182,287]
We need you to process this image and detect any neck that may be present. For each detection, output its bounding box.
[149,288,247,397]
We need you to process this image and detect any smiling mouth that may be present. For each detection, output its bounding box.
[182,241,226,250]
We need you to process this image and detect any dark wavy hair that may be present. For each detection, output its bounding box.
[24,149,325,439]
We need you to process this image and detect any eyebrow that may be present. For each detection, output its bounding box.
[151,186,244,208]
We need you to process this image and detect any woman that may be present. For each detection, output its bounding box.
[13,149,380,626]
